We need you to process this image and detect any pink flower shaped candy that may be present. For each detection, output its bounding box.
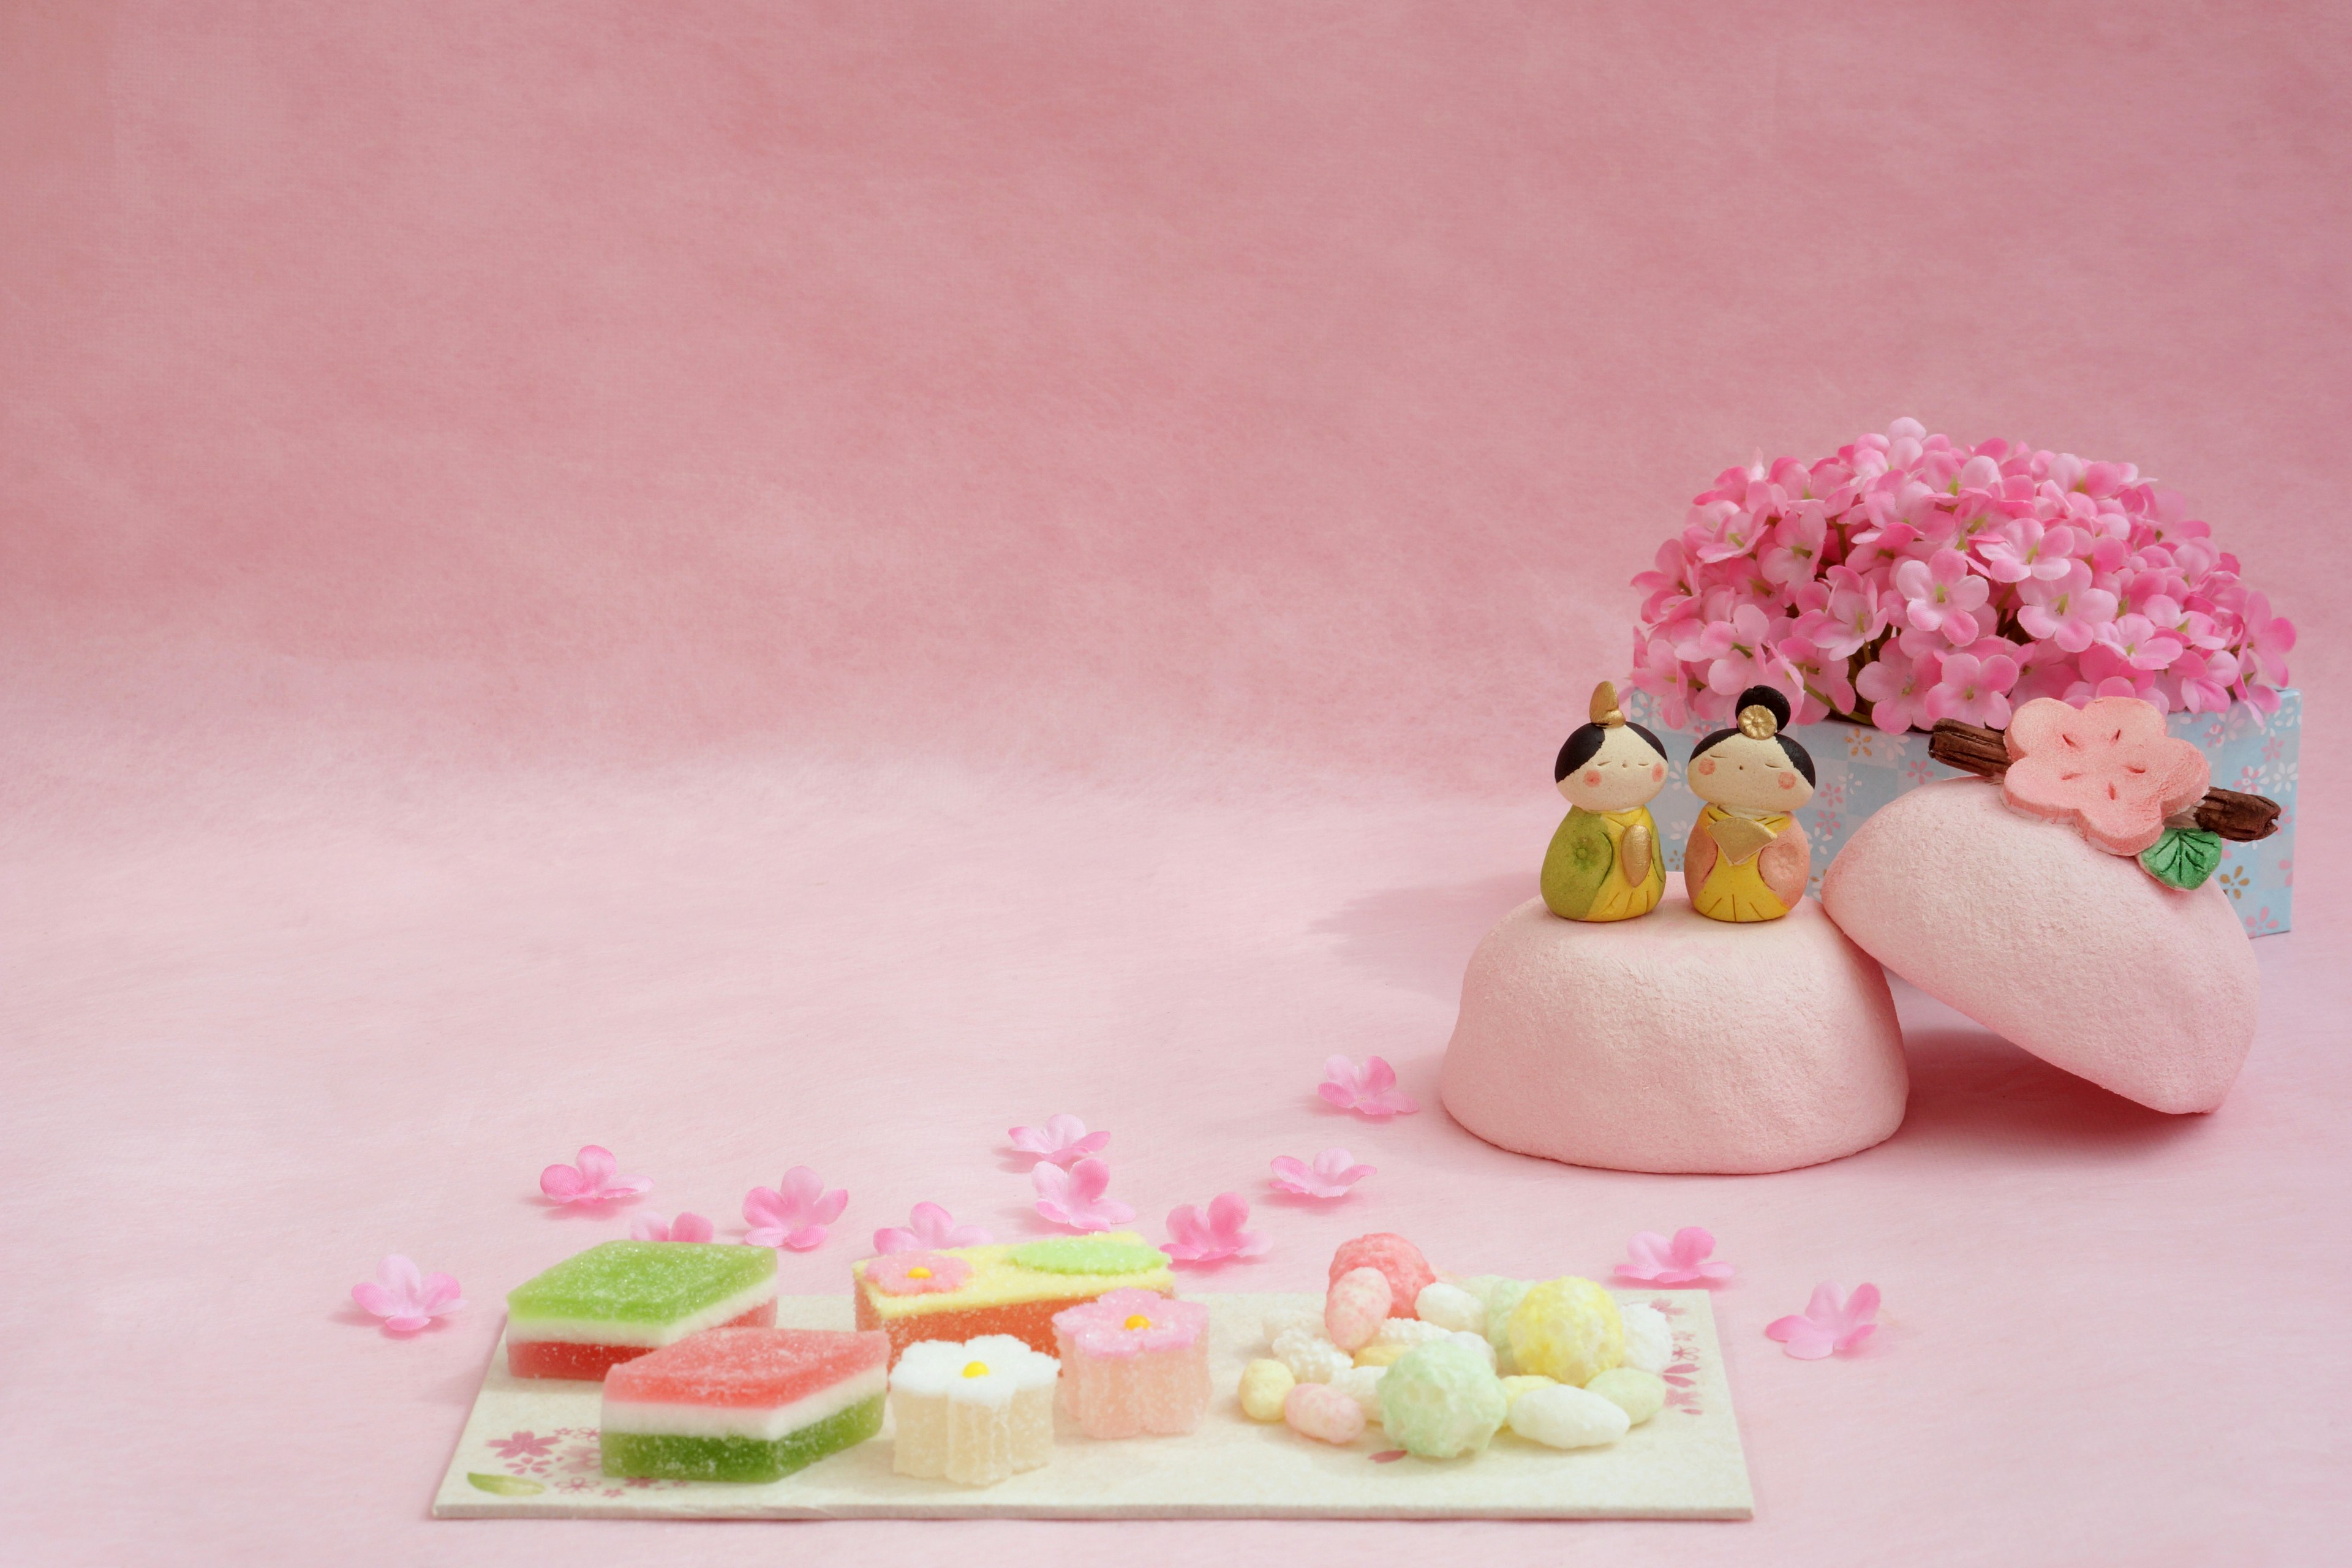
[1032,1157,1136,1232]
[1615,1227,1735,1287]
[1008,1114,1111,1169]
[630,1212,714,1243]
[350,1254,464,1333]
[1161,1193,1270,1264]
[1317,1055,1419,1118]
[865,1251,973,1297]
[1765,1282,1880,1360]
[1057,1287,1210,1356]
[538,1145,652,1207]
[742,1167,848,1251]
[873,1201,992,1254]
[1268,1148,1376,1199]
[2002,696,2209,855]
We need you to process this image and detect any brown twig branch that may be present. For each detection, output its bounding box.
[1926,720,2281,842]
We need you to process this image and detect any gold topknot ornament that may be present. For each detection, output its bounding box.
[1737,704,1779,740]
[1589,681,1626,729]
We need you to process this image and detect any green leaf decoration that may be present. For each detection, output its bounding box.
[1009,1237,1165,1275]
[2139,827,2223,891]
[467,1472,546,1496]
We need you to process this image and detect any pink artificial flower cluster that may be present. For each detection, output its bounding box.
[1629,420,2296,733]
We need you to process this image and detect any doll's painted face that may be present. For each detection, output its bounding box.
[1557,725,1670,813]
[1689,733,1815,813]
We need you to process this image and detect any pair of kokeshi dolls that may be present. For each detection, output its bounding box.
[1542,681,1815,924]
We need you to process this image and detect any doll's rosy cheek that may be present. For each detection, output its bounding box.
[1779,771,1796,790]
[1585,769,1602,786]
[1651,763,1665,782]
[1696,758,1716,776]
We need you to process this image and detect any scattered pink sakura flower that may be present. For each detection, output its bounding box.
[1031,1157,1135,1232]
[1921,650,2019,728]
[742,1167,848,1251]
[1317,1055,1419,1118]
[350,1254,464,1333]
[538,1145,653,1207]
[873,1202,992,1254]
[1007,1114,1110,1169]
[1268,1147,1376,1199]
[1615,1227,1735,1287]
[1161,1193,1271,1264]
[1765,1282,1881,1360]
[629,1212,714,1243]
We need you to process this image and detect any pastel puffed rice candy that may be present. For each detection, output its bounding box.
[1324,1267,1392,1352]
[1506,1278,1624,1387]
[1460,1276,1531,1370]
[1618,1302,1672,1376]
[1239,1357,1294,1422]
[1328,1234,1436,1318]
[1352,1343,1407,1369]
[1376,1339,1507,1460]
[1328,1363,1386,1425]
[1262,1306,1322,1345]
[1414,1280,1486,1335]
[1284,1382,1366,1446]
[1371,1316,1450,1349]
[1270,1325,1352,1384]
[1497,1374,1557,1407]
[1584,1366,1666,1426]
[1506,1382,1629,1449]
[1446,1329,1496,1370]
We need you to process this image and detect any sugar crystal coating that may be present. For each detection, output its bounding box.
[1585,1366,1667,1425]
[1506,1278,1625,1386]
[1507,1382,1630,1449]
[1371,1316,1450,1349]
[1283,1382,1366,1445]
[1463,1276,1532,1371]
[1352,1343,1407,1368]
[1415,1281,1486,1335]
[1329,1235,1438,1318]
[1239,1358,1294,1421]
[599,1328,888,1483]
[889,1336,1058,1486]
[1324,1267,1392,1351]
[1329,1363,1387,1424]
[1011,1237,1168,1275]
[1271,1326,1352,1384]
[1052,1289,1210,1438]
[1618,1302,1672,1375]
[1261,1306,1322,1344]
[1447,1329,1497,1369]
[1376,1340,1507,1460]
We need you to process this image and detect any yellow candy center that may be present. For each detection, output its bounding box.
[962,1361,990,1379]
[1123,1314,1153,1330]
[906,1267,931,1279]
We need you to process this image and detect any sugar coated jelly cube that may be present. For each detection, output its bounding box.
[600,1327,889,1483]
[853,1233,1174,1364]
[1051,1287,1212,1438]
[889,1335,1060,1487]
[505,1240,777,1380]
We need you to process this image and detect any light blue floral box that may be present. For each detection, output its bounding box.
[1621,688,2298,937]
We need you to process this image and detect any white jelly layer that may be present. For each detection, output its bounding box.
[507,1276,778,1348]
[602,1364,886,1441]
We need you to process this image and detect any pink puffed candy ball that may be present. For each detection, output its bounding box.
[1284,1381,1367,1446]
[1329,1234,1436,1319]
[1325,1266,1393,1352]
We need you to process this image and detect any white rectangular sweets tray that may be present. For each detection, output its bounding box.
[433,1290,1751,1520]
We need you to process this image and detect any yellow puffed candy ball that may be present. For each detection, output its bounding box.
[1240,1358,1295,1422]
[1498,1374,1558,1409]
[1353,1343,1408,1368]
[1506,1278,1625,1387]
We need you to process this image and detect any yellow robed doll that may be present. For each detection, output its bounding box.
[1683,684,1816,923]
[1540,682,1670,922]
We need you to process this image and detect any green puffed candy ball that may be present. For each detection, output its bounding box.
[1460,1276,1531,1371]
[1376,1340,1508,1460]
[1009,1237,1164,1275]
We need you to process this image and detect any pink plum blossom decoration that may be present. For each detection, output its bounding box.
[1161,1193,1271,1264]
[742,1167,848,1251]
[629,1212,714,1243]
[538,1145,652,1207]
[350,1254,464,1333]
[2002,695,2211,855]
[1631,420,2296,731]
[1317,1055,1419,1118]
[1614,1227,1735,1287]
[873,1202,993,1254]
[1008,1114,1111,1169]
[1765,1283,1881,1360]
[1268,1148,1376,1198]
[865,1251,974,1297]
[1031,1157,1135,1232]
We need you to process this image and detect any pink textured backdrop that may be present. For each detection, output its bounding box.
[4,4,2346,1564]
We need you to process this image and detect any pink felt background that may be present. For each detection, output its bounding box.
[4,3,2347,1563]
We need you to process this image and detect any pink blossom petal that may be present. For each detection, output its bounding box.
[1268,1147,1375,1198]
[1031,1157,1134,1232]
[538,1144,652,1206]
[1615,1226,1735,1287]
[741,1170,848,1251]
[350,1254,463,1333]
[1766,1282,1880,1360]
[1161,1193,1269,1263]
[1008,1115,1112,1168]
[1317,1055,1420,1118]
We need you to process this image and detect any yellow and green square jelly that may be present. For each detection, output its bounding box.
[505,1241,778,1379]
